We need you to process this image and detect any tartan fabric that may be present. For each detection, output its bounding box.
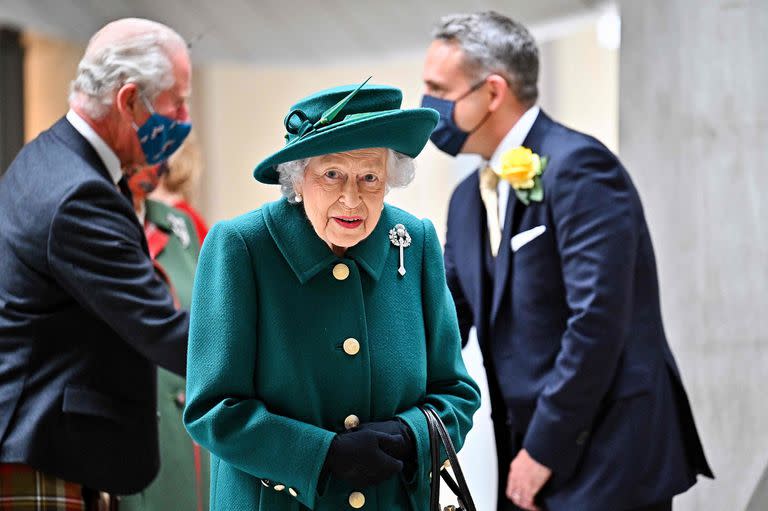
[0,464,84,511]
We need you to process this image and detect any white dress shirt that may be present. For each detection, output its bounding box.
[66,109,123,185]
[483,105,540,230]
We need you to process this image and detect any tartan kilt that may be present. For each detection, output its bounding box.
[0,464,84,511]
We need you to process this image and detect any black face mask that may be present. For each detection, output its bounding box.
[421,79,490,156]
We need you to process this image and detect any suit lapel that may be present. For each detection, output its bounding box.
[52,118,113,185]
[51,117,148,252]
[489,110,554,326]
[455,171,486,316]
[490,191,519,325]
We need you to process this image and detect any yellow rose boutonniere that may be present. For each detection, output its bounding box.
[498,146,548,206]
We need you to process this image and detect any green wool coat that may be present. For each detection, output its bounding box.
[121,200,210,511]
[184,198,480,511]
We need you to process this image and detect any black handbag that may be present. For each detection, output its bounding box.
[420,406,477,511]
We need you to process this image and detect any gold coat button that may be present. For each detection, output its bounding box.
[333,263,350,280]
[348,491,365,508]
[344,414,360,430]
[343,338,360,356]
[288,488,298,497]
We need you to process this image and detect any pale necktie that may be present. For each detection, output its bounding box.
[479,166,501,257]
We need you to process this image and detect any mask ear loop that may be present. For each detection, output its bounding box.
[139,92,155,113]
[468,109,492,134]
[456,77,488,102]
[132,91,156,131]
[456,77,492,134]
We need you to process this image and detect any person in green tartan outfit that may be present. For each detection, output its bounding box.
[183,81,481,511]
[122,162,210,511]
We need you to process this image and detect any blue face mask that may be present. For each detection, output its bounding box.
[421,79,489,156]
[134,93,192,165]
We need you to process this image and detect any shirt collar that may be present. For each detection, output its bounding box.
[136,202,146,225]
[487,105,541,173]
[66,109,123,185]
[263,198,390,284]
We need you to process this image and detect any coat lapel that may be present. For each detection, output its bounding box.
[145,222,170,260]
[489,110,554,326]
[263,198,391,285]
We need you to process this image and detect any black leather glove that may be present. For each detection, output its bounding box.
[321,428,406,487]
[357,420,416,472]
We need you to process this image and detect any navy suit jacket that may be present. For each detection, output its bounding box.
[445,111,712,509]
[0,118,188,494]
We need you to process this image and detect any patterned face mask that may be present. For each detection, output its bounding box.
[133,93,192,165]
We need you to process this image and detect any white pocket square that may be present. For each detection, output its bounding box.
[511,225,546,252]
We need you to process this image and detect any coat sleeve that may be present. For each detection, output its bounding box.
[48,180,188,375]
[522,143,640,480]
[183,221,334,509]
[397,219,481,491]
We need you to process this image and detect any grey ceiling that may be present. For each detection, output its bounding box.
[0,0,602,65]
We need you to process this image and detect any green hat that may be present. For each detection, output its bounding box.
[253,78,439,184]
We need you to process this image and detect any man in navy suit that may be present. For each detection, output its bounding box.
[421,11,713,511]
[0,18,193,509]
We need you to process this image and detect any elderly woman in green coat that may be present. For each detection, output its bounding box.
[184,80,481,511]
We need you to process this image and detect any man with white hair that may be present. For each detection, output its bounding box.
[0,18,192,510]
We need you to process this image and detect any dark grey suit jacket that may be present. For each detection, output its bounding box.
[0,118,188,493]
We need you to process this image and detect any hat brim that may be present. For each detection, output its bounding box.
[253,108,438,184]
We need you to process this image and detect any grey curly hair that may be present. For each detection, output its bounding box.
[276,149,415,204]
[69,19,187,119]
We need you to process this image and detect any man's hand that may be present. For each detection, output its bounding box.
[505,449,552,511]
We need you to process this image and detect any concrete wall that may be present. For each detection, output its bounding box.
[619,1,768,509]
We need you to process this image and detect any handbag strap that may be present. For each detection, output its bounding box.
[425,405,441,511]
[427,407,477,511]
[420,406,477,511]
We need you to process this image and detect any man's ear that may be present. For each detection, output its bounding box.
[115,83,140,122]
[486,74,511,112]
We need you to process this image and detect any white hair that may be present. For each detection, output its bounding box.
[276,149,415,204]
[69,20,187,119]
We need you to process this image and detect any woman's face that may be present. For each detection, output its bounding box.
[297,148,387,256]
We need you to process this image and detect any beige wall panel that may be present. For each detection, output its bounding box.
[23,32,83,142]
[542,26,619,153]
